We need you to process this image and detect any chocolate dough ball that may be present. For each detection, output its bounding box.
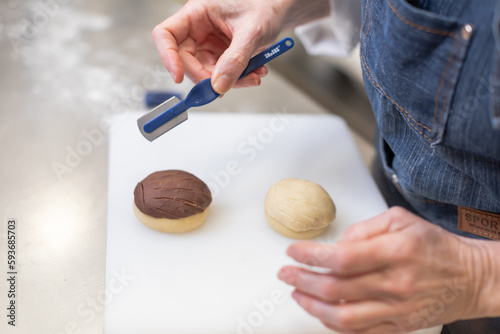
[133,170,212,233]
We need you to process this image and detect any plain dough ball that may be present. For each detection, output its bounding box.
[264,178,336,239]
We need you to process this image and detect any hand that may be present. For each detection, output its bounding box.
[152,0,330,94]
[152,0,286,94]
[278,207,493,334]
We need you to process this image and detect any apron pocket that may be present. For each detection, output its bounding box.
[360,0,473,145]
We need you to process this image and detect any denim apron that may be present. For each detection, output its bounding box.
[360,0,500,332]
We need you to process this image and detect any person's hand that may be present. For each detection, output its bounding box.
[152,0,287,94]
[152,0,330,94]
[278,207,495,334]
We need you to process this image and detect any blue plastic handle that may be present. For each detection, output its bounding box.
[144,91,183,108]
[143,38,295,134]
[239,37,294,78]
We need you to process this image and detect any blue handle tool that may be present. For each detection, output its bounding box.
[137,37,294,141]
[144,91,183,108]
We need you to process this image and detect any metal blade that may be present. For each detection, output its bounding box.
[137,97,188,141]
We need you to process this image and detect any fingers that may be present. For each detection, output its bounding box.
[181,31,233,83]
[179,38,213,83]
[278,265,391,302]
[339,207,417,243]
[153,15,267,90]
[153,0,278,93]
[152,3,216,84]
[152,13,192,84]
[232,66,268,88]
[254,66,268,77]
[321,319,402,334]
[291,290,401,332]
[286,238,392,276]
[152,27,183,83]
[211,30,264,94]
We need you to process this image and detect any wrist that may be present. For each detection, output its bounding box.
[281,0,331,31]
[462,237,500,318]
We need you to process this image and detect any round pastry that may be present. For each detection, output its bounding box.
[133,170,212,233]
[264,178,336,239]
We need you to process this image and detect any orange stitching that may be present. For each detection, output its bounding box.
[360,0,370,36]
[386,0,458,38]
[361,0,432,135]
[361,53,432,132]
[385,0,466,138]
[437,42,462,133]
[363,0,373,41]
[386,0,463,136]
[361,53,432,140]
[432,38,459,130]
[360,0,372,49]
[360,0,469,142]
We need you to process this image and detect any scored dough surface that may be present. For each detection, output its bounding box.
[134,170,212,219]
[132,170,212,233]
[265,178,336,239]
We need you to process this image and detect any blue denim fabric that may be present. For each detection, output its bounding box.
[360,0,500,240]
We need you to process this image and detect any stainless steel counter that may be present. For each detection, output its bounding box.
[3,1,492,334]
[0,1,359,333]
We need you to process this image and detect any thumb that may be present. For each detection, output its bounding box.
[211,33,259,94]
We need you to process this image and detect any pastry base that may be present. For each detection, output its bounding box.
[133,202,209,233]
[265,211,328,239]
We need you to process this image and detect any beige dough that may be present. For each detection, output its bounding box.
[133,202,210,233]
[264,178,336,239]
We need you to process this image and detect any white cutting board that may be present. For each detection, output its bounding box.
[105,112,441,334]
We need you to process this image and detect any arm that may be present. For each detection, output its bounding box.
[278,207,500,332]
[468,238,500,318]
[152,0,330,94]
